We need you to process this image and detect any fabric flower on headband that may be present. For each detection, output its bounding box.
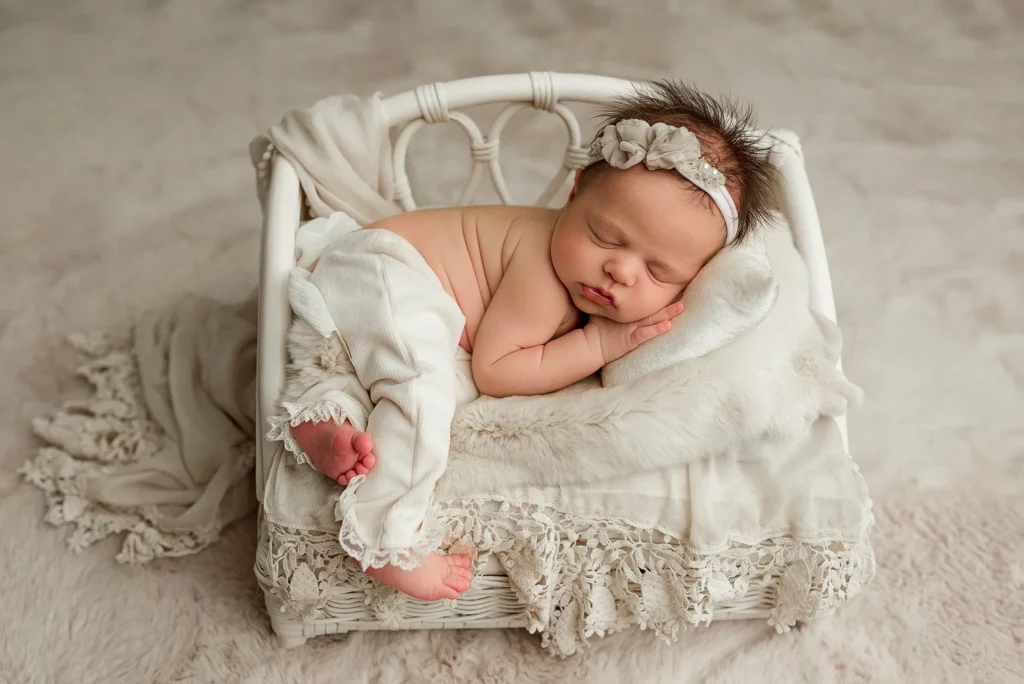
[586,118,739,243]
[589,119,726,189]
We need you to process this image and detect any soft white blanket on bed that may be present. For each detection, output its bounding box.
[24,92,861,566]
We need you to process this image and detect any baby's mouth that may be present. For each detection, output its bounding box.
[581,284,614,307]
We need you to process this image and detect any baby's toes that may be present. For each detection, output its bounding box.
[354,450,376,476]
[443,568,473,593]
[352,432,373,455]
[447,554,472,570]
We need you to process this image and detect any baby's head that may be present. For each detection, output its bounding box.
[552,80,777,323]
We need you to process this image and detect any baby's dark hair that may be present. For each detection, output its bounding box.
[579,80,778,244]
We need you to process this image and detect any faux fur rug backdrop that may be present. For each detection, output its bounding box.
[1,1,1021,682]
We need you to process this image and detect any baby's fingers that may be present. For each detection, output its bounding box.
[632,319,672,348]
[637,301,684,328]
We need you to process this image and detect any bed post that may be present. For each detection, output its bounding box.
[256,155,302,500]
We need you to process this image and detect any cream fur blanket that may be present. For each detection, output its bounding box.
[439,226,859,499]
[24,92,860,562]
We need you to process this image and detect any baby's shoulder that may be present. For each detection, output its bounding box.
[469,205,559,242]
[493,205,557,250]
[500,208,556,271]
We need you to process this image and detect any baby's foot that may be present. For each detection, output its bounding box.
[291,419,377,486]
[362,553,474,602]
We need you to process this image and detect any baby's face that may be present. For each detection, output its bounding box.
[551,165,727,324]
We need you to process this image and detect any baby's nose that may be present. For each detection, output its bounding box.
[604,261,633,286]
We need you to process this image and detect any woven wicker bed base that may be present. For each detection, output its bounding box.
[263,577,775,649]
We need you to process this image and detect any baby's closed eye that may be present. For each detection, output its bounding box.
[646,263,681,284]
[589,225,618,248]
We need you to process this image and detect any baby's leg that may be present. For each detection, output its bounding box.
[291,419,376,486]
[315,229,474,601]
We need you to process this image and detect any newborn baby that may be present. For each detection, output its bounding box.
[270,80,776,602]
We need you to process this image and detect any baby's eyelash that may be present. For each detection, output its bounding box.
[589,226,617,247]
[647,264,677,284]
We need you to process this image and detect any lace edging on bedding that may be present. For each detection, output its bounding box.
[255,498,876,657]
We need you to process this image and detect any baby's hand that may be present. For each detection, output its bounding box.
[584,301,684,364]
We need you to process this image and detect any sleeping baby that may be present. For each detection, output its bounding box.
[269,80,777,602]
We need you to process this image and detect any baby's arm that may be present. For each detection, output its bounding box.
[471,240,603,398]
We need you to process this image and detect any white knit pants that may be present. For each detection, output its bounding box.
[272,226,477,570]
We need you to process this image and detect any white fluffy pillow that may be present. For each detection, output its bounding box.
[601,229,779,387]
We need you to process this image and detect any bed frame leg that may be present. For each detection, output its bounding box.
[277,631,309,649]
[271,613,309,649]
[267,597,310,649]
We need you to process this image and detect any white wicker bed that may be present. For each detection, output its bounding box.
[253,72,872,653]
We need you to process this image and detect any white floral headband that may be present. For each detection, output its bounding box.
[586,119,740,244]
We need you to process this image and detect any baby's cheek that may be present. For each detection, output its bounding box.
[651,285,681,314]
[568,242,591,269]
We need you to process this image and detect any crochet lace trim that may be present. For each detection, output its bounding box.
[255,497,876,657]
[332,474,446,572]
[265,399,353,468]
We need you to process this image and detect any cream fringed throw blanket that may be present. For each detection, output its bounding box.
[23,297,260,561]
[22,93,861,563]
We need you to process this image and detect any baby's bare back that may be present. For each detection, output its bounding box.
[369,206,579,353]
